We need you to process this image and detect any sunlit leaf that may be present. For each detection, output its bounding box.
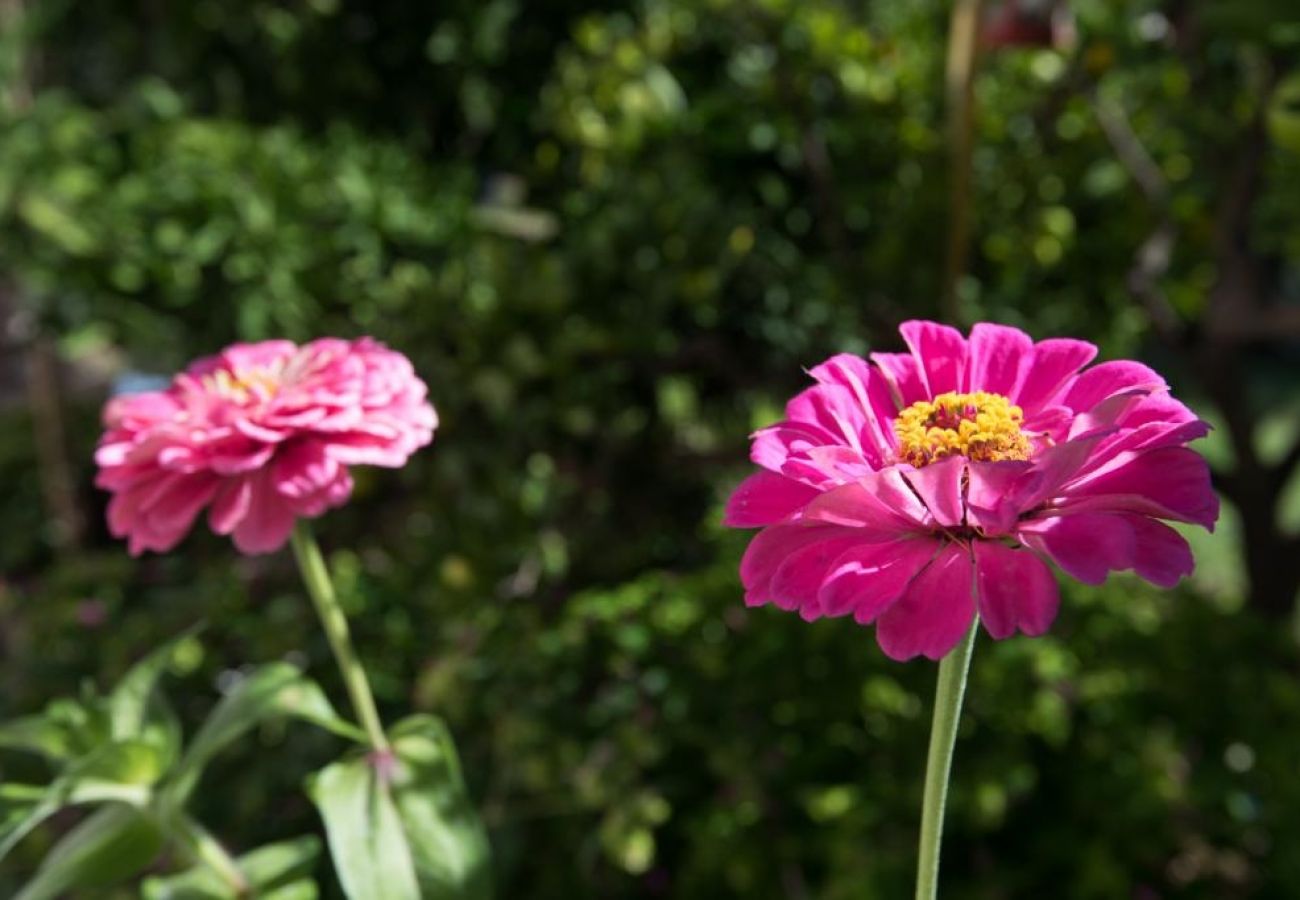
[388,716,492,899]
[308,754,420,900]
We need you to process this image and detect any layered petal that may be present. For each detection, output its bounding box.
[725,319,1216,660]
[900,320,967,397]
[818,538,939,622]
[724,471,821,527]
[1018,512,1195,588]
[972,542,1059,639]
[1014,338,1097,413]
[964,323,1033,397]
[95,338,436,556]
[875,544,976,661]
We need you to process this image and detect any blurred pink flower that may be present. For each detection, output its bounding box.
[96,338,436,555]
[724,321,1218,661]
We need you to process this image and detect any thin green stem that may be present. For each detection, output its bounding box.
[941,0,984,322]
[290,522,390,753]
[915,619,978,900]
[175,815,248,897]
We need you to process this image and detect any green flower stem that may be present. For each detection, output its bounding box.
[175,815,248,896]
[290,522,391,753]
[915,619,978,900]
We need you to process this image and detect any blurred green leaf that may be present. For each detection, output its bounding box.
[163,662,362,809]
[388,716,492,899]
[0,715,76,762]
[308,753,421,900]
[0,739,161,860]
[107,627,200,767]
[142,835,322,900]
[13,804,163,900]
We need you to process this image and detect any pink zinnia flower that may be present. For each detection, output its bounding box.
[96,338,436,555]
[724,321,1218,661]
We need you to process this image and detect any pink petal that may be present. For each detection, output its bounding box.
[964,323,1033,396]
[1014,338,1097,412]
[724,471,821,527]
[965,460,1033,535]
[818,538,939,622]
[1060,446,1219,528]
[1118,391,1198,429]
[1018,513,1133,585]
[1019,512,1195,588]
[1009,432,1114,511]
[272,441,342,500]
[901,457,965,528]
[869,352,928,407]
[809,353,899,458]
[801,446,875,485]
[972,542,1059,639]
[1080,418,1210,477]
[209,477,252,535]
[900,320,967,397]
[1126,516,1195,588]
[1062,360,1165,414]
[739,523,853,603]
[803,470,930,533]
[230,473,298,555]
[210,340,298,375]
[785,385,862,447]
[144,474,218,534]
[770,535,865,615]
[875,544,976,661]
[750,421,837,473]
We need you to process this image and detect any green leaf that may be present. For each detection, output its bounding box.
[260,883,319,900]
[0,739,161,861]
[109,627,201,746]
[0,715,76,762]
[389,716,492,900]
[163,662,362,809]
[309,754,421,900]
[0,697,109,763]
[142,835,322,900]
[45,697,111,759]
[14,804,164,900]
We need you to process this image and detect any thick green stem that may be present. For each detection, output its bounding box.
[290,523,391,753]
[915,620,978,900]
[175,815,248,896]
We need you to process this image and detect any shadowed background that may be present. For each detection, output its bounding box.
[1,0,1299,896]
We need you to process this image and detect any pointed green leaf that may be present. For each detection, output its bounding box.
[0,715,75,762]
[46,697,112,760]
[309,754,420,900]
[0,739,161,861]
[109,628,200,739]
[389,716,492,900]
[107,628,200,767]
[163,663,362,809]
[14,804,164,900]
[142,835,322,900]
[0,697,108,764]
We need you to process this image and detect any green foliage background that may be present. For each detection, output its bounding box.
[1,0,1299,896]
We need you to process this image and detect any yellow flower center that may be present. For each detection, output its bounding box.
[202,367,282,402]
[893,391,1032,467]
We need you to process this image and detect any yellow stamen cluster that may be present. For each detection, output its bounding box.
[893,390,1031,467]
[203,367,282,402]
